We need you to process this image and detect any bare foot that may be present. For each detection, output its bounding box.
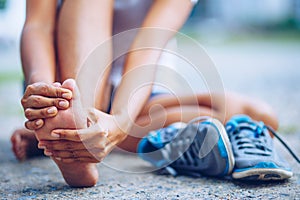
[10,128,44,161]
[36,79,98,187]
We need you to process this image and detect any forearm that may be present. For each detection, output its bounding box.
[21,25,56,85]
[110,51,156,133]
[110,0,194,132]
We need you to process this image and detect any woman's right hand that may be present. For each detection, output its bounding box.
[21,82,73,130]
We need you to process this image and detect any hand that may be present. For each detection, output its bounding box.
[38,110,128,163]
[21,82,72,130]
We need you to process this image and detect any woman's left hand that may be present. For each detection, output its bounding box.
[38,111,128,163]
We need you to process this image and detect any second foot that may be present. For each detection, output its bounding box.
[11,128,44,161]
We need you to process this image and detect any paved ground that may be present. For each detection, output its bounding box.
[0,36,300,199]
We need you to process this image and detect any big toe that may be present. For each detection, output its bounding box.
[62,79,78,97]
[62,79,87,128]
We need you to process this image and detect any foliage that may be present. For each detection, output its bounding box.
[0,0,7,10]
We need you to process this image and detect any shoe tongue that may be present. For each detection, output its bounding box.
[147,122,186,149]
[239,122,264,138]
[243,128,257,138]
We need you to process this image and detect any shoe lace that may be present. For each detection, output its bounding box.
[228,121,300,163]
[266,126,300,164]
[230,122,271,155]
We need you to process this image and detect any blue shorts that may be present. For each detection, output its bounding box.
[106,90,165,113]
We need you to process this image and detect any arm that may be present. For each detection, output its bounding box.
[21,0,73,130]
[110,0,194,132]
[21,0,57,84]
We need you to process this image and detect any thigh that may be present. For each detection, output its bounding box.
[140,93,214,116]
[137,93,218,129]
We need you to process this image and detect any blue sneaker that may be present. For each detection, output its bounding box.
[226,115,299,181]
[137,117,235,177]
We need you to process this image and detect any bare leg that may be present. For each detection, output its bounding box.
[31,0,114,187]
[139,92,278,129]
[57,0,113,111]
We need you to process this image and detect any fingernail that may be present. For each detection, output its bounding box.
[55,157,61,161]
[62,92,72,99]
[47,107,57,114]
[35,119,42,126]
[51,132,60,138]
[44,151,52,156]
[58,101,68,108]
[53,82,61,87]
[38,142,45,148]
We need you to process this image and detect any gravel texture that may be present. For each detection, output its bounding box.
[0,144,299,199]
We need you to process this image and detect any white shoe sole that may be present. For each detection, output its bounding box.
[232,168,293,180]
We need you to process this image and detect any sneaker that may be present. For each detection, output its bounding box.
[226,115,299,181]
[137,116,235,177]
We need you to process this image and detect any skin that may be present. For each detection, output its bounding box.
[11,0,279,187]
[36,79,100,187]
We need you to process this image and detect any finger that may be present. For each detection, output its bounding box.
[39,137,107,151]
[42,148,100,162]
[24,106,58,120]
[38,140,87,151]
[53,156,100,163]
[22,95,69,109]
[25,119,44,130]
[51,124,108,142]
[24,82,72,99]
[46,149,98,159]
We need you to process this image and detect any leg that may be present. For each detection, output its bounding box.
[140,92,278,128]
[57,0,113,111]
[45,0,114,187]
[118,92,279,152]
